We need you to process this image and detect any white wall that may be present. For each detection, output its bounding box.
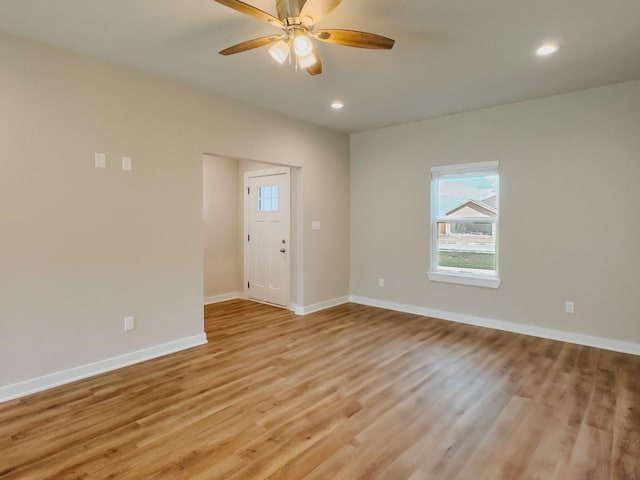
[0,32,350,390]
[350,80,640,345]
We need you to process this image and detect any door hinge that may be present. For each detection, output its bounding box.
[248,234,250,242]
[247,187,250,195]
[247,281,250,289]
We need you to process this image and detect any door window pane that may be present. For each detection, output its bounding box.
[258,185,279,212]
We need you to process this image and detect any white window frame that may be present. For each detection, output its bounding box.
[428,161,501,289]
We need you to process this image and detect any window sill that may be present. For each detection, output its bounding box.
[428,271,501,289]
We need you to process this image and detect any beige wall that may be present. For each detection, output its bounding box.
[350,80,640,344]
[202,154,242,299]
[0,32,350,387]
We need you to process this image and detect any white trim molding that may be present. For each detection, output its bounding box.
[427,272,501,289]
[294,296,350,316]
[349,295,640,356]
[204,292,242,305]
[0,334,208,403]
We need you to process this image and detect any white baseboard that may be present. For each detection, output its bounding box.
[349,295,640,356]
[204,292,242,305]
[295,296,350,315]
[0,333,208,403]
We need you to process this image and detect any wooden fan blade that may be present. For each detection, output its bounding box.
[300,0,342,25]
[214,0,283,27]
[313,29,395,49]
[306,48,323,75]
[219,35,280,55]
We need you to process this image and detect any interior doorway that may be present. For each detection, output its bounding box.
[202,154,301,310]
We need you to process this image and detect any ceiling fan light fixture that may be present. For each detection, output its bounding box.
[293,33,313,57]
[268,40,290,64]
[298,51,317,69]
[213,0,396,76]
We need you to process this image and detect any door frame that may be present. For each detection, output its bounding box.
[243,166,291,308]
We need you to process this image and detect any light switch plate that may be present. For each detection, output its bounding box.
[311,221,321,231]
[124,316,135,331]
[122,156,132,171]
[95,153,106,169]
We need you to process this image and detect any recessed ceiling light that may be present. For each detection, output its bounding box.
[330,101,344,110]
[536,42,560,57]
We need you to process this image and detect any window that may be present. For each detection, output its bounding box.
[428,161,501,288]
[257,185,279,212]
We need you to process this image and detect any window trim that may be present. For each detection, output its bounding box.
[428,161,501,289]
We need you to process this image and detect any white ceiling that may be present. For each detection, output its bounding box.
[1,0,639,133]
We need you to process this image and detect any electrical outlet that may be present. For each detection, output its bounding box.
[378,278,384,287]
[124,316,135,331]
[565,302,575,314]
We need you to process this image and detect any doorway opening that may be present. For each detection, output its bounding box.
[202,154,302,310]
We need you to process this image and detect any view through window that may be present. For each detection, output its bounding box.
[430,162,500,287]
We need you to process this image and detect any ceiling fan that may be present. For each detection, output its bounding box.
[214,0,395,75]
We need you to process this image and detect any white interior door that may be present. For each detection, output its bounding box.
[246,168,290,307]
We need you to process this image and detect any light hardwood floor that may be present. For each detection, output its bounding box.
[1,300,639,479]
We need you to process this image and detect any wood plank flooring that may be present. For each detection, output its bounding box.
[1,300,639,479]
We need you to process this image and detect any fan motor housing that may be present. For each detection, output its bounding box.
[276,0,306,20]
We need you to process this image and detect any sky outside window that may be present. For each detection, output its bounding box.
[437,174,498,216]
